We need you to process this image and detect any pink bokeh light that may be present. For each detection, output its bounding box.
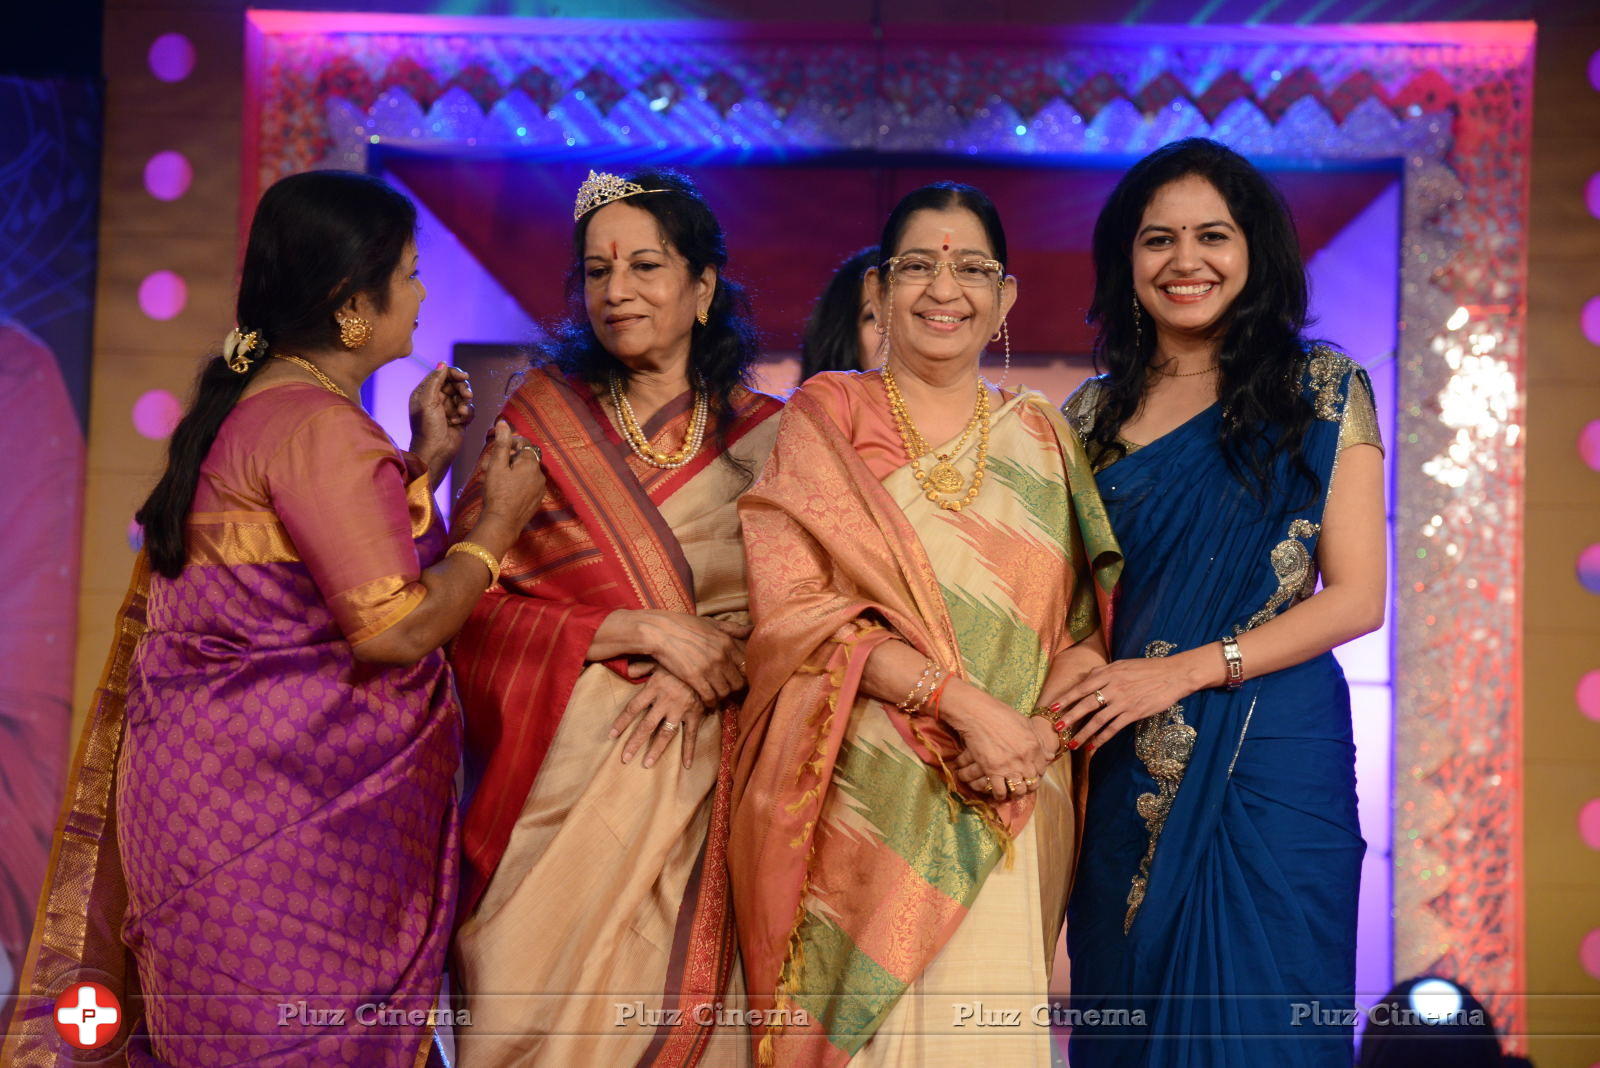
[1580,421,1600,472]
[132,389,183,440]
[147,33,196,83]
[1590,48,1600,93]
[143,151,192,201]
[1587,173,1600,221]
[1579,671,1600,722]
[1585,297,1600,347]
[1582,800,1600,851]
[1580,545,1600,595]
[1583,929,1600,982]
[138,270,186,321]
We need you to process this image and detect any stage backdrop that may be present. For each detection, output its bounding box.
[241,14,1532,1040]
[0,74,99,999]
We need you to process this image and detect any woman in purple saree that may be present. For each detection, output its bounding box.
[2,171,543,1067]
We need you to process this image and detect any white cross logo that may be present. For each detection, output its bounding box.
[54,982,120,1048]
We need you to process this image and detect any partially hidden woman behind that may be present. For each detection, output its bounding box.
[797,245,880,381]
[731,182,1121,1066]
[1060,137,1386,1066]
[3,170,545,1066]
[449,168,783,1066]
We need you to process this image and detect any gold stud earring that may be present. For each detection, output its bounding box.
[338,315,373,350]
[696,308,708,326]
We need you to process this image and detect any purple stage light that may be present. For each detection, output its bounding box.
[1584,297,1600,347]
[1580,421,1600,472]
[138,270,186,321]
[1579,544,1600,595]
[1587,173,1600,221]
[148,33,196,83]
[144,151,192,201]
[132,389,183,440]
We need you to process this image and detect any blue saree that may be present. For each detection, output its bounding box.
[1063,347,1382,1067]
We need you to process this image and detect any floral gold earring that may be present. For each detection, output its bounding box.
[696,308,708,326]
[338,315,373,350]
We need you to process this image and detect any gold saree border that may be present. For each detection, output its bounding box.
[2,553,150,1066]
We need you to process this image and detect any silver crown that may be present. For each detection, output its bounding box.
[572,169,664,221]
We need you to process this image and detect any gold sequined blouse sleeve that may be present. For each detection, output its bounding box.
[1338,369,1384,455]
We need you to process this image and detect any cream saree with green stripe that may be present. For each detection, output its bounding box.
[732,371,1120,1067]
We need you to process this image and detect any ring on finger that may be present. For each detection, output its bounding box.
[1005,777,1024,793]
[659,721,680,735]
[1093,689,1108,708]
[1023,776,1037,790]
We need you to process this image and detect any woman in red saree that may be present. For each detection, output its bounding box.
[2,171,544,1067]
[449,169,782,1066]
[731,184,1122,1066]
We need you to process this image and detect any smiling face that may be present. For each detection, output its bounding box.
[354,240,424,361]
[582,201,714,372]
[873,206,1015,371]
[1131,174,1248,348]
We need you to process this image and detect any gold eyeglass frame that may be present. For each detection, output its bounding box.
[884,254,1006,288]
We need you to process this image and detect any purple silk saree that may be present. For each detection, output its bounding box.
[4,384,459,1067]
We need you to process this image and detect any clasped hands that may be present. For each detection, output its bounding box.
[606,610,751,771]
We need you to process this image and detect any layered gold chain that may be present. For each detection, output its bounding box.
[881,366,990,512]
[608,372,709,469]
[274,353,349,398]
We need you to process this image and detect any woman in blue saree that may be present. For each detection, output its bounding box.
[1056,139,1386,1066]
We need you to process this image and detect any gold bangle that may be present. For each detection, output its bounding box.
[447,540,502,590]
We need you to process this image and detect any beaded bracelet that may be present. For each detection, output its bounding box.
[1027,703,1073,762]
[898,662,949,716]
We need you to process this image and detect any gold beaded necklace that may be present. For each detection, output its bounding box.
[607,372,709,469]
[274,353,349,398]
[881,366,991,512]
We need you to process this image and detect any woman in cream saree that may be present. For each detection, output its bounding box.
[730,184,1120,1067]
[449,168,782,1067]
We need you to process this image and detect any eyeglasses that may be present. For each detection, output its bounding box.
[885,254,1005,288]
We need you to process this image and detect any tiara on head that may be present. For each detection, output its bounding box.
[573,169,666,221]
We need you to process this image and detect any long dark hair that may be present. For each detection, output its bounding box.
[137,170,417,578]
[799,245,877,380]
[539,168,759,469]
[875,182,1008,273]
[1086,137,1319,503]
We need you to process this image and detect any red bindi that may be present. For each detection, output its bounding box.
[610,241,619,259]
[941,232,951,252]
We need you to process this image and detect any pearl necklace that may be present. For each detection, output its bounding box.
[881,367,990,512]
[607,372,708,469]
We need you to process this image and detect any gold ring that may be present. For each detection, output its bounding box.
[1006,778,1024,793]
[1093,689,1108,708]
[986,776,1001,795]
[659,721,680,734]
[1023,777,1037,790]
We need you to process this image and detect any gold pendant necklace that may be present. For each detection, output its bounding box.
[881,367,990,512]
[274,353,349,398]
[607,372,708,469]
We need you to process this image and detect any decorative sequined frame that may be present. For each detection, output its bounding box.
[245,16,1533,1039]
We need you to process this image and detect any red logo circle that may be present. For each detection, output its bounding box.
[53,981,122,1050]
